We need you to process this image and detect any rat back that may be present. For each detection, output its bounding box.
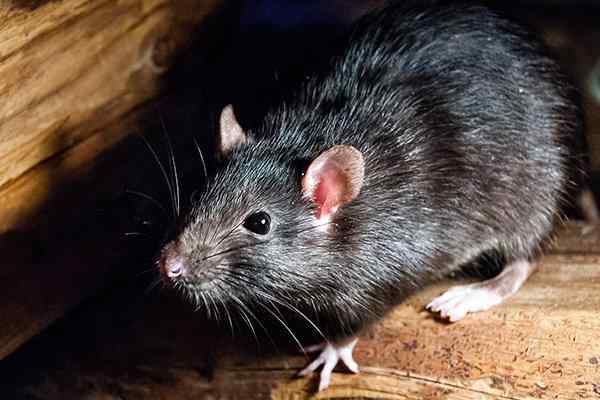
[248,2,578,326]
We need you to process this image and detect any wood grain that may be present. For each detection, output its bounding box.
[0,106,155,359]
[3,224,599,400]
[0,0,222,225]
[0,0,225,359]
[210,254,600,400]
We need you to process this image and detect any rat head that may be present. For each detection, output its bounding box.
[159,105,365,314]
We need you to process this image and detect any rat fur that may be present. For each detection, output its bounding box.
[160,1,584,390]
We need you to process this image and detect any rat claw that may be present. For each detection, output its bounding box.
[298,338,359,391]
[427,287,470,317]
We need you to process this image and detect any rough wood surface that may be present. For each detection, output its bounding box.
[262,256,600,400]
[0,111,147,360]
[2,223,599,400]
[0,0,226,359]
[208,229,600,400]
[0,0,222,231]
[0,107,133,233]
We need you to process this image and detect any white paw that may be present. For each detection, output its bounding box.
[298,338,359,391]
[427,283,503,322]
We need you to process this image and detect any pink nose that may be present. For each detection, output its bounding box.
[164,258,184,278]
[159,246,186,279]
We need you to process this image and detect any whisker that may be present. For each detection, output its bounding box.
[239,307,258,346]
[124,189,170,220]
[257,291,326,341]
[124,232,145,236]
[218,264,324,340]
[216,293,235,337]
[208,210,227,246]
[256,300,304,354]
[159,114,181,217]
[202,222,247,260]
[136,266,160,277]
[188,285,200,310]
[229,294,260,348]
[144,277,163,295]
[192,137,209,189]
[136,133,177,219]
[289,221,335,235]
[199,291,210,317]
[207,291,220,323]
[231,262,313,286]
[204,221,338,263]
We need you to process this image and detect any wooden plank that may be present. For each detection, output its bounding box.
[208,253,600,400]
[2,227,599,399]
[0,108,132,233]
[0,108,150,359]
[0,0,228,358]
[0,0,222,211]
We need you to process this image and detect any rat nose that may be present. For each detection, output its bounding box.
[163,257,184,278]
[159,245,187,279]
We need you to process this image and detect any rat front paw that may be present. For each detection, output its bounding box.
[298,338,359,391]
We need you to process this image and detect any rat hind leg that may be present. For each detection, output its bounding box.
[427,258,536,322]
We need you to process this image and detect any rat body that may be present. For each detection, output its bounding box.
[160,2,582,391]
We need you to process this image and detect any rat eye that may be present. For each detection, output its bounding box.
[243,211,271,235]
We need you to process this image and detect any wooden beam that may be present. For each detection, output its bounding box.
[0,0,227,359]
[0,0,222,228]
[0,107,151,359]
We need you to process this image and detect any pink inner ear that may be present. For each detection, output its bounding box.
[302,145,365,221]
[311,168,343,219]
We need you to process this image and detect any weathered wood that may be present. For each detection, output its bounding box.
[0,0,222,231]
[0,0,226,359]
[0,108,148,359]
[0,108,133,233]
[550,221,600,254]
[202,254,600,400]
[2,223,599,400]
[278,257,600,399]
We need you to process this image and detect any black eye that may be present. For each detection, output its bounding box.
[243,211,271,235]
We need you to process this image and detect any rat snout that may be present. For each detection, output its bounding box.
[159,243,188,279]
[159,240,224,288]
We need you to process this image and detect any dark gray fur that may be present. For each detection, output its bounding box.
[166,2,581,341]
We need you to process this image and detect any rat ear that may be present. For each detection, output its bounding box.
[301,145,365,221]
[218,104,249,156]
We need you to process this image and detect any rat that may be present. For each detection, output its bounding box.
[159,1,588,391]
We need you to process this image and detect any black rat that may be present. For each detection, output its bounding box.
[159,2,587,391]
